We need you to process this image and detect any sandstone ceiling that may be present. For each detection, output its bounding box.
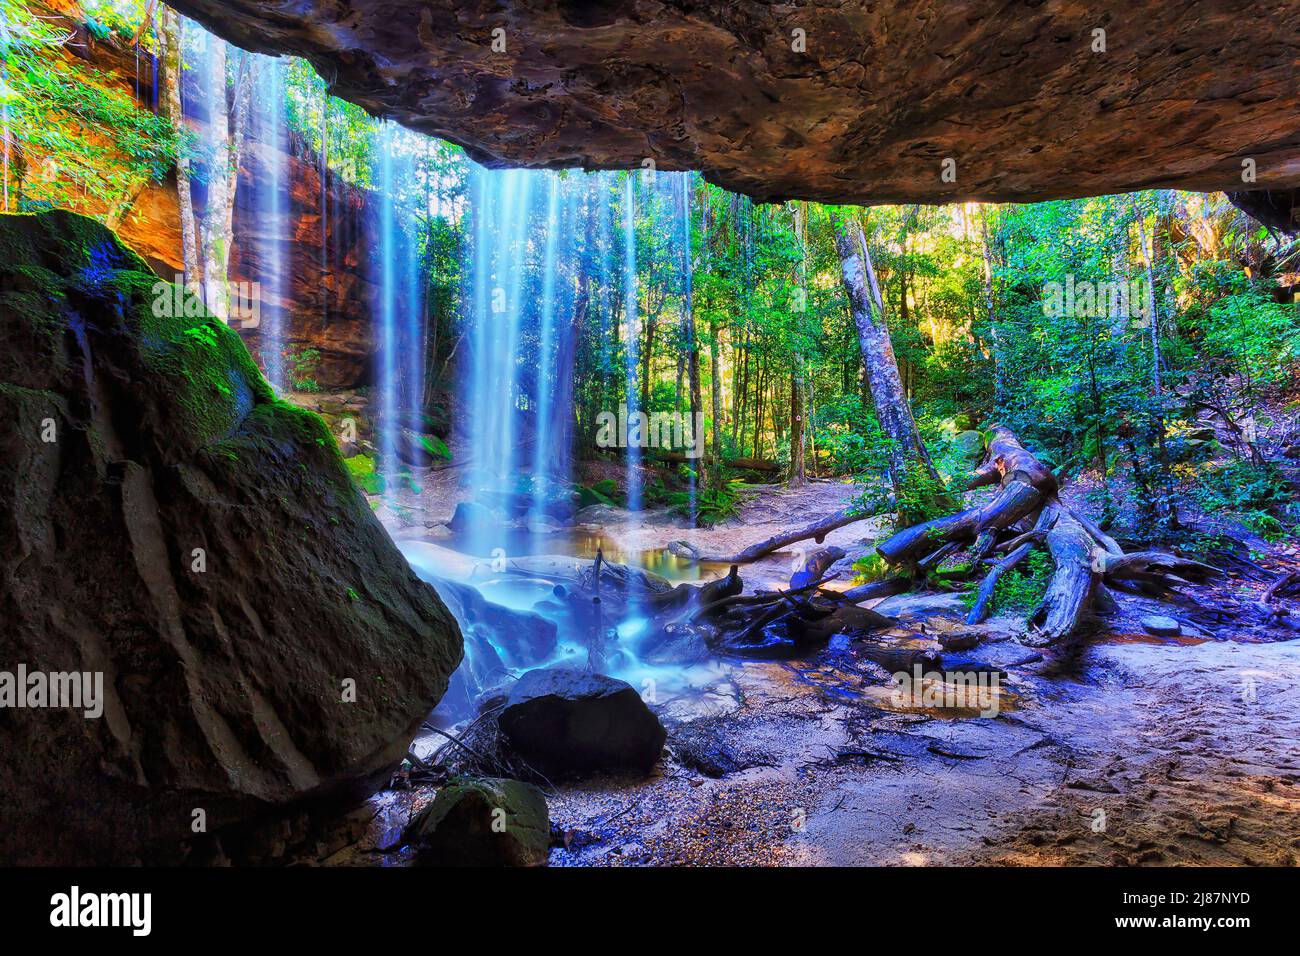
[166,0,1300,207]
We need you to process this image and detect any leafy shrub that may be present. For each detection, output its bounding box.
[284,346,323,392]
[852,552,890,583]
[418,433,451,461]
[978,551,1053,614]
[1194,459,1293,538]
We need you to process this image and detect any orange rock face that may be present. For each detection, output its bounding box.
[118,133,383,390]
[28,1,386,388]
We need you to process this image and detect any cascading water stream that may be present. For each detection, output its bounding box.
[530,174,562,522]
[389,164,723,719]
[373,121,426,506]
[466,167,533,552]
[251,54,286,389]
[376,121,400,489]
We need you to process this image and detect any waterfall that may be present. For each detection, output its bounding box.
[373,120,426,500]
[251,55,287,389]
[466,166,532,547]
[530,173,562,520]
[376,121,400,488]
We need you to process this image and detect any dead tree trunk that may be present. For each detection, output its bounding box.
[877,426,1218,645]
[831,212,953,523]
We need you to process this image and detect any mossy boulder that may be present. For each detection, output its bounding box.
[952,429,986,465]
[405,776,550,866]
[0,211,462,864]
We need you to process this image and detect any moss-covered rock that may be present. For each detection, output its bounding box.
[405,776,550,866]
[952,429,986,466]
[0,211,462,864]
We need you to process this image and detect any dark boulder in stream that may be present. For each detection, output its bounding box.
[499,667,666,779]
[0,211,462,864]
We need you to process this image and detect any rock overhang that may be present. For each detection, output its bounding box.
[165,0,1300,208]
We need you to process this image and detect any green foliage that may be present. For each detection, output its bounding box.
[344,453,384,495]
[418,432,451,461]
[577,478,621,508]
[694,482,743,525]
[645,474,743,526]
[1194,459,1293,538]
[963,551,1053,615]
[814,394,888,475]
[281,346,322,392]
[2,0,179,213]
[851,552,890,583]
[893,462,954,528]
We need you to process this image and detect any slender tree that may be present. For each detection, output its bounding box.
[831,210,952,522]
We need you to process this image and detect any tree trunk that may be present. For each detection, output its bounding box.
[709,318,722,473]
[789,367,806,485]
[978,206,1005,409]
[222,52,255,253]
[832,212,951,523]
[159,8,198,284]
[198,37,230,318]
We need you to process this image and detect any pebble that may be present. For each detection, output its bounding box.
[1140,615,1182,637]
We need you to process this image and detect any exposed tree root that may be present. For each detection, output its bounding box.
[875,426,1223,645]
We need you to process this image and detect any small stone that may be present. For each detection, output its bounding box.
[938,629,983,651]
[1141,615,1181,637]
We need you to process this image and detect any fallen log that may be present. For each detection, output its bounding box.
[670,499,886,565]
[876,425,1222,645]
[654,450,780,473]
[646,564,743,614]
[836,574,913,604]
[877,428,1052,566]
[791,546,846,588]
[1265,570,1300,603]
[1026,508,1102,645]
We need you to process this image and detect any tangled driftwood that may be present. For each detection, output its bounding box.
[875,426,1220,645]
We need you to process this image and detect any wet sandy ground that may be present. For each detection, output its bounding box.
[345,475,1300,867]
[533,632,1300,867]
